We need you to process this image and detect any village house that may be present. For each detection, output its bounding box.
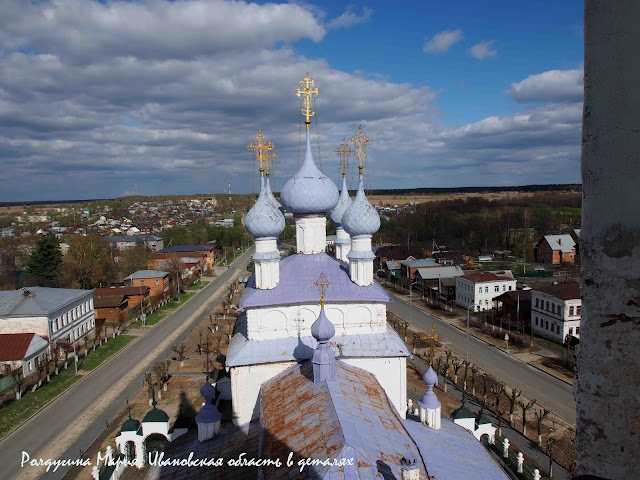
[102,234,164,252]
[123,270,170,300]
[94,286,150,319]
[399,258,438,283]
[530,282,581,344]
[0,287,95,352]
[494,290,532,330]
[534,234,577,265]
[0,333,49,378]
[455,273,517,312]
[414,265,465,303]
[372,244,420,274]
[157,244,216,269]
[93,294,129,329]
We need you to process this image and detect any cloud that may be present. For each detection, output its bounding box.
[423,29,464,54]
[327,6,373,29]
[507,68,584,103]
[468,40,497,59]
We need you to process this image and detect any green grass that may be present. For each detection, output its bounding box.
[78,335,136,371]
[188,281,210,291]
[144,291,198,326]
[0,335,135,440]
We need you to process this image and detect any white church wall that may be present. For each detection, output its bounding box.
[246,302,387,340]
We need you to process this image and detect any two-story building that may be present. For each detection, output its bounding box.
[94,286,150,318]
[157,245,216,269]
[534,235,577,265]
[102,234,164,252]
[455,273,517,312]
[123,270,170,300]
[0,287,96,352]
[530,282,581,343]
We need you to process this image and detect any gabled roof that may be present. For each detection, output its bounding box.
[123,270,169,280]
[93,295,128,309]
[158,245,214,253]
[539,234,576,253]
[240,253,389,310]
[102,235,162,243]
[415,265,464,280]
[259,360,430,480]
[0,287,92,317]
[0,333,47,361]
[459,272,513,284]
[94,286,150,297]
[533,282,581,300]
[400,258,438,268]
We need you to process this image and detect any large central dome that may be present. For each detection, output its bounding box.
[280,132,339,215]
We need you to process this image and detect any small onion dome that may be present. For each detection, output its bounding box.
[418,366,441,410]
[195,381,222,424]
[265,177,282,210]
[311,303,335,343]
[280,131,339,215]
[200,382,215,402]
[342,175,380,237]
[329,176,352,226]
[143,406,169,423]
[245,177,285,238]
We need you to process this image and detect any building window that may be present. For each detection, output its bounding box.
[576,306,581,315]
[495,286,500,292]
[485,286,489,293]
[569,306,574,316]
[140,280,145,286]
[535,317,539,326]
[155,280,159,286]
[546,320,549,330]
[508,285,512,291]
[503,285,506,291]
[569,327,573,335]
[576,327,580,335]
[546,301,550,311]
[535,298,539,308]
[557,325,561,334]
[552,304,556,314]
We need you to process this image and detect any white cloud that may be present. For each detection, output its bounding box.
[507,68,584,103]
[327,6,373,29]
[468,40,497,60]
[423,29,464,54]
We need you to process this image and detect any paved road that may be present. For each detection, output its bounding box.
[387,295,576,423]
[0,247,254,480]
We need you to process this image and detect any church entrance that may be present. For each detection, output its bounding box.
[143,434,168,464]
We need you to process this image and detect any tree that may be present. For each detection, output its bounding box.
[490,380,506,419]
[172,343,187,367]
[470,365,478,397]
[535,408,551,447]
[10,367,24,400]
[451,357,463,385]
[26,235,62,286]
[519,398,537,436]
[118,244,154,278]
[507,387,522,427]
[153,360,170,391]
[161,257,183,300]
[60,235,116,289]
[462,359,471,391]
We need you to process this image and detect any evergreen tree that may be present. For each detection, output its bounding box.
[26,235,62,286]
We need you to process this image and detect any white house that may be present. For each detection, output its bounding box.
[531,282,581,343]
[0,287,96,352]
[455,273,517,312]
[0,333,49,377]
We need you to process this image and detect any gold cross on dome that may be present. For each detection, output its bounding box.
[314,273,330,305]
[350,124,371,175]
[264,150,278,177]
[246,129,274,177]
[335,138,353,178]
[295,72,320,131]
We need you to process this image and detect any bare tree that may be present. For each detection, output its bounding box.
[172,343,187,367]
[144,372,155,404]
[471,365,478,397]
[451,357,463,385]
[519,398,537,436]
[201,332,212,379]
[490,380,506,418]
[462,359,471,391]
[10,367,24,400]
[535,408,551,447]
[439,354,451,393]
[36,357,47,387]
[507,387,522,427]
[481,373,489,405]
[153,360,170,392]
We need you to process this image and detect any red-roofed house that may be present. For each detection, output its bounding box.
[455,272,517,312]
[534,235,577,265]
[0,333,49,377]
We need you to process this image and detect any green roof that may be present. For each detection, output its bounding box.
[451,404,475,420]
[120,418,141,432]
[143,407,169,423]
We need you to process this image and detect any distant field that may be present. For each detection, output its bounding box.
[367,190,552,206]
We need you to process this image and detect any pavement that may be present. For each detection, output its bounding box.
[386,293,576,424]
[0,247,254,480]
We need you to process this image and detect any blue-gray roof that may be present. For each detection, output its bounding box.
[400,258,438,268]
[123,270,169,280]
[0,287,93,317]
[102,235,161,242]
[403,417,509,480]
[240,253,390,309]
[226,313,410,367]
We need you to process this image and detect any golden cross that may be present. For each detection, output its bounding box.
[423,323,443,366]
[246,129,274,177]
[314,273,330,305]
[295,72,320,132]
[335,138,353,179]
[350,124,370,175]
[264,150,278,178]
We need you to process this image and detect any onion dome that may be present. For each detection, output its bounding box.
[265,176,282,209]
[245,177,285,238]
[418,366,441,410]
[143,402,169,423]
[329,177,352,226]
[280,132,339,215]
[342,175,380,237]
[311,304,335,343]
[195,381,222,424]
[120,408,140,433]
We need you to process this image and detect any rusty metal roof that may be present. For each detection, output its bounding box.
[259,360,430,480]
[227,313,410,367]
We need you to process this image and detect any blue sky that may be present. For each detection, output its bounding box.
[0,0,584,201]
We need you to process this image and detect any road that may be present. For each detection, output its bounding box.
[387,295,576,423]
[0,247,254,480]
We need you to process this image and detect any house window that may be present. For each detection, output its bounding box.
[546,301,550,311]
[503,285,506,291]
[569,306,574,316]
[140,280,145,286]
[535,298,539,308]
[495,286,500,292]
[569,327,573,335]
[557,325,561,334]
[552,304,556,314]
[56,319,59,330]
[155,280,159,286]
[485,286,489,293]
[28,361,32,371]
[576,306,581,315]
[576,327,580,335]
[546,321,549,330]
[535,317,538,326]
[508,285,512,291]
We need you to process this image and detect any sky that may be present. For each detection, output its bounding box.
[0,0,584,201]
